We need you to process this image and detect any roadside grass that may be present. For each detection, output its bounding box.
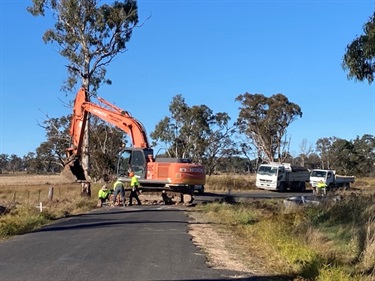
[198,191,375,281]
[0,182,104,239]
[205,174,257,192]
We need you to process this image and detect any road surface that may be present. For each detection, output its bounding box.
[194,189,314,204]
[0,205,254,281]
[0,191,306,281]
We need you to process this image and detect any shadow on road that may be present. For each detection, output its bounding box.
[31,207,191,233]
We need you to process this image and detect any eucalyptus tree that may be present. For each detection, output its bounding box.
[23,152,43,174]
[342,12,375,84]
[316,136,356,174]
[89,116,125,180]
[28,0,139,181]
[0,154,9,172]
[150,94,237,175]
[316,137,334,169]
[236,92,302,163]
[328,138,354,175]
[304,153,321,170]
[9,155,23,173]
[36,115,124,178]
[297,138,313,167]
[38,115,72,169]
[352,134,375,176]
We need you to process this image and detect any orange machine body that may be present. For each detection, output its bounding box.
[67,88,205,190]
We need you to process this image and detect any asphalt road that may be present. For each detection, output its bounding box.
[194,189,314,204]
[0,205,253,281]
[0,191,306,281]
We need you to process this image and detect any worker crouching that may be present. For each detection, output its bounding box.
[97,185,112,207]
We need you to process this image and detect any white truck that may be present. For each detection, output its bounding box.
[256,162,310,192]
[310,169,355,190]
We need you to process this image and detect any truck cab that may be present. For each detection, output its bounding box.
[256,162,309,192]
[310,169,355,190]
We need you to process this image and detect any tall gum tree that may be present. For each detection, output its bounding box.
[27,0,139,183]
[342,12,375,84]
[236,92,302,163]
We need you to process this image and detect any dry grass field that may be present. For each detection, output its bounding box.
[0,172,90,214]
[0,172,73,186]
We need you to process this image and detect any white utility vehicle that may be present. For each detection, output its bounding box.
[310,169,355,190]
[256,162,310,192]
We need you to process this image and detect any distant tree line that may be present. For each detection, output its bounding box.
[1,92,374,178]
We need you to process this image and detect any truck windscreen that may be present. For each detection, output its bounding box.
[258,166,277,176]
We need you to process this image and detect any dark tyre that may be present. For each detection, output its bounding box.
[299,182,306,192]
[198,185,205,194]
[279,182,287,192]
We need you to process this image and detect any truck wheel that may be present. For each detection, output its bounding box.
[278,183,286,192]
[198,185,205,194]
[299,182,306,192]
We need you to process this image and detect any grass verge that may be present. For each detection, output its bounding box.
[198,193,375,281]
[0,183,103,239]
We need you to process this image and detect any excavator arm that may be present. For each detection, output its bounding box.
[65,88,151,181]
[67,87,150,158]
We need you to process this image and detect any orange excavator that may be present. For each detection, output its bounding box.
[65,87,205,203]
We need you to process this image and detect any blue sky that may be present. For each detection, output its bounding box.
[1,0,374,159]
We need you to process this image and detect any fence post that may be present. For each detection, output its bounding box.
[48,186,54,201]
[81,182,91,197]
[11,191,16,203]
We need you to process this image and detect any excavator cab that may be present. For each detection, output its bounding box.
[116,147,154,179]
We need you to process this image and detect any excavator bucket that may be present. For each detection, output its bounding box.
[61,158,86,181]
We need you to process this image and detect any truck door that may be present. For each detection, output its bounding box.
[327,171,333,185]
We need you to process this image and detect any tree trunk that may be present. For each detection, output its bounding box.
[81,83,91,196]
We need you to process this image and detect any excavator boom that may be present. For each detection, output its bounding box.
[68,88,149,158]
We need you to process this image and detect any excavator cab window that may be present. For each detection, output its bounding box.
[117,148,147,179]
[130,150,146,178]
[117,150,131,177]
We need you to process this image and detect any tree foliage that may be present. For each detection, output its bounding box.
[27,0,139,93]
[342,12,375,84]
[150,94,237,175]
[89,116,125,179]
[351,134,375,176]
[31,115,124,178]
[27,0,139,181]
[236,92,302,163]
[315,135,375,176]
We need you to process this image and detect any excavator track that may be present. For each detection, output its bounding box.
[142,190,193,205]
[121,188,194,206]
